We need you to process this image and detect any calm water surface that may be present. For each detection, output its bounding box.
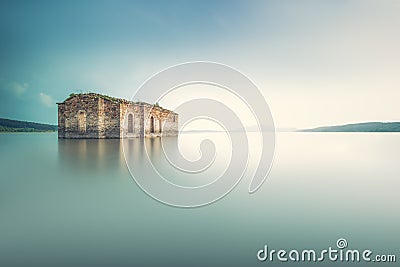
[0,132,399,266]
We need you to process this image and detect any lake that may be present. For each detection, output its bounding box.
[0,132,398,266]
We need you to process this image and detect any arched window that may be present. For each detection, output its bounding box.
[159,119,162,133]
[128,114,134,133]
[78,111,86,133]
[150,116,155,134]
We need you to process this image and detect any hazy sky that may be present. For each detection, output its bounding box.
[0,0,399,128]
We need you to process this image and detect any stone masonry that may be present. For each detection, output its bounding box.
[57,93,178,138]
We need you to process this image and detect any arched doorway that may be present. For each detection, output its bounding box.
[150,116,155,134]
[78,111,86,133]
[128,114,134,133]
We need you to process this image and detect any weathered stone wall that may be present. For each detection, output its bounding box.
[102,99,121,138]
[120,102,178,138]
[145,104,178,137]
[58,93,178,139]
[120,103,142,138]
[58,103,66,138]
[59,94,101,138]
[163,112,179,136]
[98,98,105,138]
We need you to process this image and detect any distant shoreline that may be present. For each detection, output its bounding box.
[0,131,57,134]
[2,117,400,133]
[0,118,57,133]
[183,122,400,133]
[298,122,400,132]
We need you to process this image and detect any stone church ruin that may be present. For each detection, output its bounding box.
[57,93,178,139]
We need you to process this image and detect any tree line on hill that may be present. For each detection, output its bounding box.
[0,118,57,132]
[299,122,400,132]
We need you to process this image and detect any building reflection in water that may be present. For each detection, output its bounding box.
[58,137,173,177]
[58,135,227,193]
[123,137,164,173]
[58,139,125,174]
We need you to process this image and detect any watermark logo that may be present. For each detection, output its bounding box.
[122,61,275,207]
[257,238,396,263]
[336,238,348,249]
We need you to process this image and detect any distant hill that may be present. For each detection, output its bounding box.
[0,118,57,132]
[299,122,400,132]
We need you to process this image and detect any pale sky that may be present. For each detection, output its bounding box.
[0,0,399,129]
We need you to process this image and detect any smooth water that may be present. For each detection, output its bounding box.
[0,132,399,266]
